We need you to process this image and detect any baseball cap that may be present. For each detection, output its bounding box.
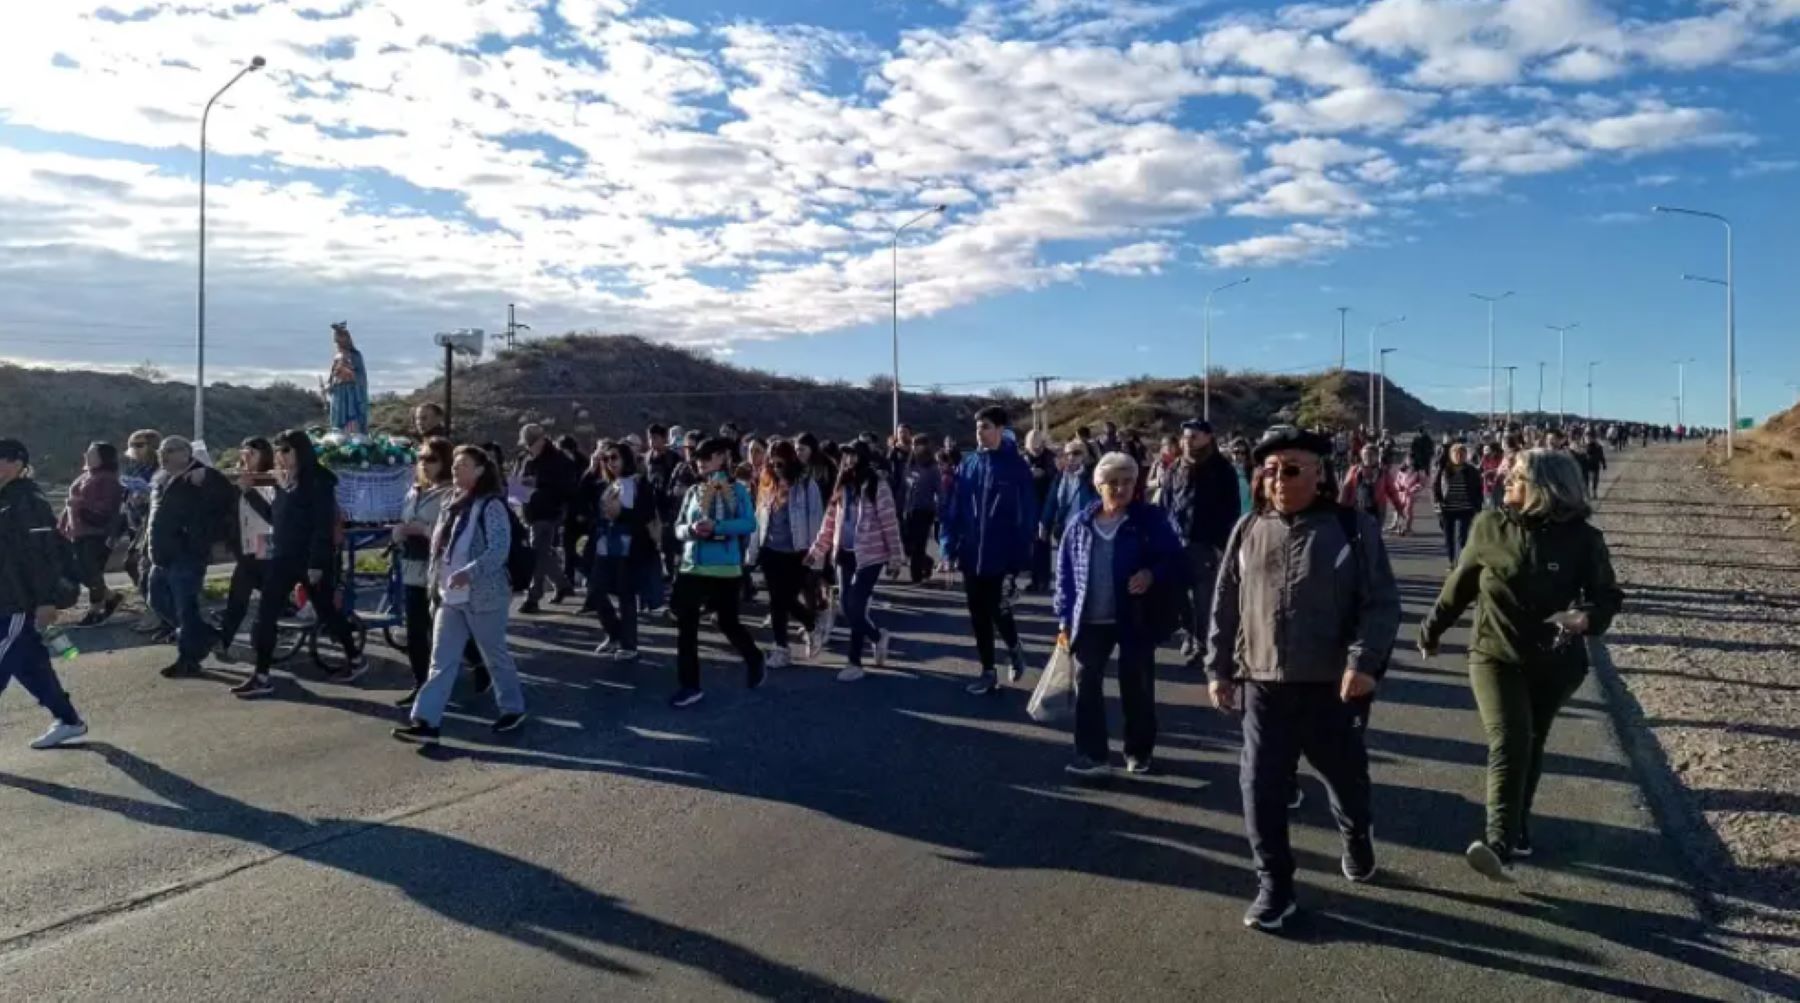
[0,438,27,464]
[1182,419,1214,434]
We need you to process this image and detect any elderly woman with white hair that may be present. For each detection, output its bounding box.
[1053,451,1184,777]
[1419,448,1623,883]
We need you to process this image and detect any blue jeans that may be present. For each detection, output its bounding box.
[0,615,81,725]
[148,557,214,664]
[835,551,884,666]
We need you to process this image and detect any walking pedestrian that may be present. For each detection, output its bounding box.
[1159,419,1239,664]
[1025,430,1058,593]
[899,435,941,585]
[144,436,236,678]
[119,430,161,612]
[1056,451,1182,776]
[1434,443,1483,568]
[1206,427,1400,931]
[1419,449,1622,882]
[233,430,368,697]
[806,442,902,682]
[1041,441,1099,576]
[515,424,576,614]
[1578,432,1607,498]
[0,438,90,749]
[390,437,453,706]
[940,407,1037,694]
[393,446,529,741]
[215,438,278,661]
[63,442,126,627]
[755,441,826,666]
[1339,444,1400,526]
[668,438,765,708]
[587,442,658,662]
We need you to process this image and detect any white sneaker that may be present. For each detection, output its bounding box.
[803,627,825,661]
[768,648,791,669]
[837,664,866,682]
[874,633,891,668]
[30,721,88,750]
[612,648,639,662]
[594,638,618,656]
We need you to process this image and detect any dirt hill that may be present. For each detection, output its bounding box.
[372,335,984,448]
[1044,368,1477,444]
[0,365,322,481]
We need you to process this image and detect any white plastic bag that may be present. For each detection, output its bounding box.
[1027,643,1076,724]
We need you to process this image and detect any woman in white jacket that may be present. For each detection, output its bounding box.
[393,446,527,743]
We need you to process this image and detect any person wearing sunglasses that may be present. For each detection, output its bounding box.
[1205,427,1400,932]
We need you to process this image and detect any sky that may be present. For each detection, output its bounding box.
[3,0,1798,428]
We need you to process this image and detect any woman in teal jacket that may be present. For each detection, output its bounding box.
[668,437,764,709]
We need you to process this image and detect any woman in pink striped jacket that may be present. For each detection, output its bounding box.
[807,442,903,682]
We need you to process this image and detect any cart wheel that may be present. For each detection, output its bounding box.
[271,624,306,663]
[383,625,407,653]
[310,616,370,673]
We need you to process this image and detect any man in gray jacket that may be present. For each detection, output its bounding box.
[1206,427,1400,932]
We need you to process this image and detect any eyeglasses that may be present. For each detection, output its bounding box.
[1262,464,1306,480]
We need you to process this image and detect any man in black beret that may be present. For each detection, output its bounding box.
[1205,425,1400,931]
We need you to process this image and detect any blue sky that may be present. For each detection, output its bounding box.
[2,0,1797,428]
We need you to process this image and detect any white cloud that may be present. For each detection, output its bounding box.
[1265,136,1380,170]
[1231,174,1373,218]
[1085,240,1175,275]
[1205,223,1351,267]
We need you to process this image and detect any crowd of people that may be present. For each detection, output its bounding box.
[0,395,1631,932]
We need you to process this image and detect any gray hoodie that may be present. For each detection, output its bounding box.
[1205,504,1400,684]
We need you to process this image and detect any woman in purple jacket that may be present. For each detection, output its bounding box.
[63,442,126,626]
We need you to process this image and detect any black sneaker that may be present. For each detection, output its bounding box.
[519,600,543,616]
[1065,755,1109,777]
[1342,829,1377,884]
[151,628,177,645]
[551,588,570,606]
[1288,786,1305,811]
[1007,647,1026,684]
[158,659,198,679]
[965,671,999,695]
[392,687,421,708]
[331,655,370,683]
[1243,884,1298,932]
[391,720,440,743]
[747,659,768,690]
[1465,840,1515,884]
[231,674,274,699]
[214,640,238,665]
[1514,832,1534,859]
[669,687,705,709]
[492,712,527,734]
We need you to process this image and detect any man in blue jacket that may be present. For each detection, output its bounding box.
[940,406,1038,695]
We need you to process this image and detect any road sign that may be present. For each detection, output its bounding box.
[1737,417,1754,429]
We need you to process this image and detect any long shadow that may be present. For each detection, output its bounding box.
[1640,718,1800,745]
[1614,664,1800,695]
[0,744,883,1000]
[1608,633,1800,657]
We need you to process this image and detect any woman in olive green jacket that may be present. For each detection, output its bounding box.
[1418,449,1623,883]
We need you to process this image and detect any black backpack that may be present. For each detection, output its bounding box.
[477,499,536,593]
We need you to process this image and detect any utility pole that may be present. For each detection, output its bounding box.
[1378,347,1397,433]
[1336,306,1350,370]
[1501,365,1518,427]
[1471,290,1514,431]
[1536,361,1546,418]
[1030,375,1058,435]
[1674,358,1693,429]
[504,303,530,350]
[1586,361,1601,423]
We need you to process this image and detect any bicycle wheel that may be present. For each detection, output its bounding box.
[309,615,370,673]
[383,623,407,653]
[272,625,307,663]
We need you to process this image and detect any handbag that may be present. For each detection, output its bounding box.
[1027,642,1076,724]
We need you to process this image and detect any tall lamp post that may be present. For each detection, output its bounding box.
[1673,357,1695,428]
[1545,322,1579,429]
[1471,290,1514,430]
[1336,306,1350,370]
[1536,361,1546,418]
[1367,315,1404,431]
[1501,365,1518,426]
[1585,361,1601,423]
[1653,205,1734,457]
[1378,347,1398,433]
[196,54,266,443]
[891,204,947,435]
[1203,276,1250,421]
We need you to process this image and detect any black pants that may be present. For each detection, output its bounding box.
[404,584,432,685]
[1241,682,1373,889]
[1584,468,1601,495]
[217,555,267,644]
[590,555,640,652]
[1029,537,1052,591]
[673,574,764,691]
[964,573,1020,674]
[901,511,935,583]
[73,535,113,604]
[252,558,361,673]
[1072,624,1156,762]
[759,549,816,648]
[1181,543,1221,653]
[1441,509,1476,565]
[562,522,585,588]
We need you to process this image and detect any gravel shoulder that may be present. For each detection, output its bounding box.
[1591,442,1800,984]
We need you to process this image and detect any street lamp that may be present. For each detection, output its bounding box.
[891,204,947,435]
[1203,276,1250,421]
[1378,347,1398,433]
[1336,306,1350,370]
[1536,361,1546,417]
[1471,291,1514,430]
[1674,359,1688,428]
[1545,322,1579,429]
[1654,205,1735,457]
[1367,315,1404,431]
[1501,365,1519,427]
[1585,361,1601,423]
[196,54,266,444]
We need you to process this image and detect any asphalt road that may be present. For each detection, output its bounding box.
[0,490,1788,1000]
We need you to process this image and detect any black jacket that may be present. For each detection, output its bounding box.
[0,478,65,616]
[518,445,576,523]
[147,461,237,567]
[1160,449,1242,551]
[270,466,340,572]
